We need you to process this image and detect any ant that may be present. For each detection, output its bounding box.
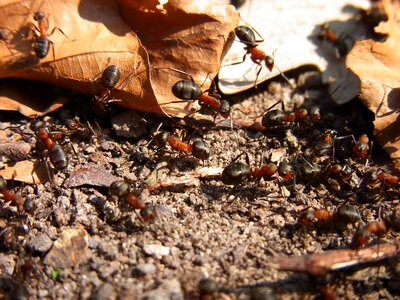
[297,204,361,229]
[30,11,69,60]
[153,132,211,160]
[221,152,293,185]
[351,210,400,249]
[261,102,321,129]
[316,23,353,58]
[109,180,157,223]
[92,65,121,113]
[157,67,231,120]
[30,120,69,172]
[228,25,292,87]
[0,28,15,56]
[0,175,25,213]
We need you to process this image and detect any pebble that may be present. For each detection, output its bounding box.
[91,282,117,300]
[141,279,183,300]
[134,263,156,276]
[0,253,15,275]
[143,244,170,259]
[44,227,89,268]
[28,233,53,254]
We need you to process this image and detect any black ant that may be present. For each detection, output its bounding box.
[109,180,157,223]
[30,11,69,59]
[228,25,292,87]
[351,209,400,249]
[30,120,69,172]
[153,132,210,160]
[221,153,293,185]
[157,67,231,120]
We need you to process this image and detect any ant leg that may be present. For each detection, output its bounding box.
[254,62,262,88]
[220,52,247,68]
[48,27,71,40]
[114,60,142,91]
[152,67,195,82]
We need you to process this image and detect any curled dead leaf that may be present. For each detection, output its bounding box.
[346,0,400,170]
[0,0,238,117]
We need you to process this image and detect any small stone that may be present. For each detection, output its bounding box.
[141,279,183,300]
[297,70,322,89]
[85,146,96,154]
[28,233,53,254]
[111,111,148,138]
[134,263,156,276]
[38,289,49,298]
[91,282,117,300]
[0,253,15,275]
[143,244,170,259]
[44,227,89,268]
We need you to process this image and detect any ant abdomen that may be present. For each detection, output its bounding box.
[221,162,250,185]
[172,80,202,100]
[48,144,69,170]
[192,139,210,160]
[234,25,256,46]
[101,65,120,88]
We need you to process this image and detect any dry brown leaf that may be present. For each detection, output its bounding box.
[119,0,239,116]
[0,160,44,184]
[346,0,400,170]
[0,0,238,117]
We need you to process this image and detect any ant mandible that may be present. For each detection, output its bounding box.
[230,25,292,88]
[31,11,69,60]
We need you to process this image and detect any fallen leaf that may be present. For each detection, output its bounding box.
[346,0,400,170]
[0,0,238,117]
[0,160,43,184]
[63,163,118,188]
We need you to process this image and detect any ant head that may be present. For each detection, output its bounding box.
[30,120,45,131]
[140,204,157,222]
[33,11,45,21]
[265,56,274,71]
[65,118,80,131]
[219,100,231,118]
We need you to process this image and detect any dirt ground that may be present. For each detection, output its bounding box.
[0,69,400,300]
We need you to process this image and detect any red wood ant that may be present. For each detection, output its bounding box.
[262,104,321,130]
[316,23,354,58]
[297,204,361,229]
[221,153,292,185]
[0,175,25,213]
[92,65,121,113]
[228,25,292,87]
[157,67,231,120]
[30,120,69,171]
[352,210,400,249]
[153,132,211,160]
[30,11,69,60]
[109,180,157,223]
